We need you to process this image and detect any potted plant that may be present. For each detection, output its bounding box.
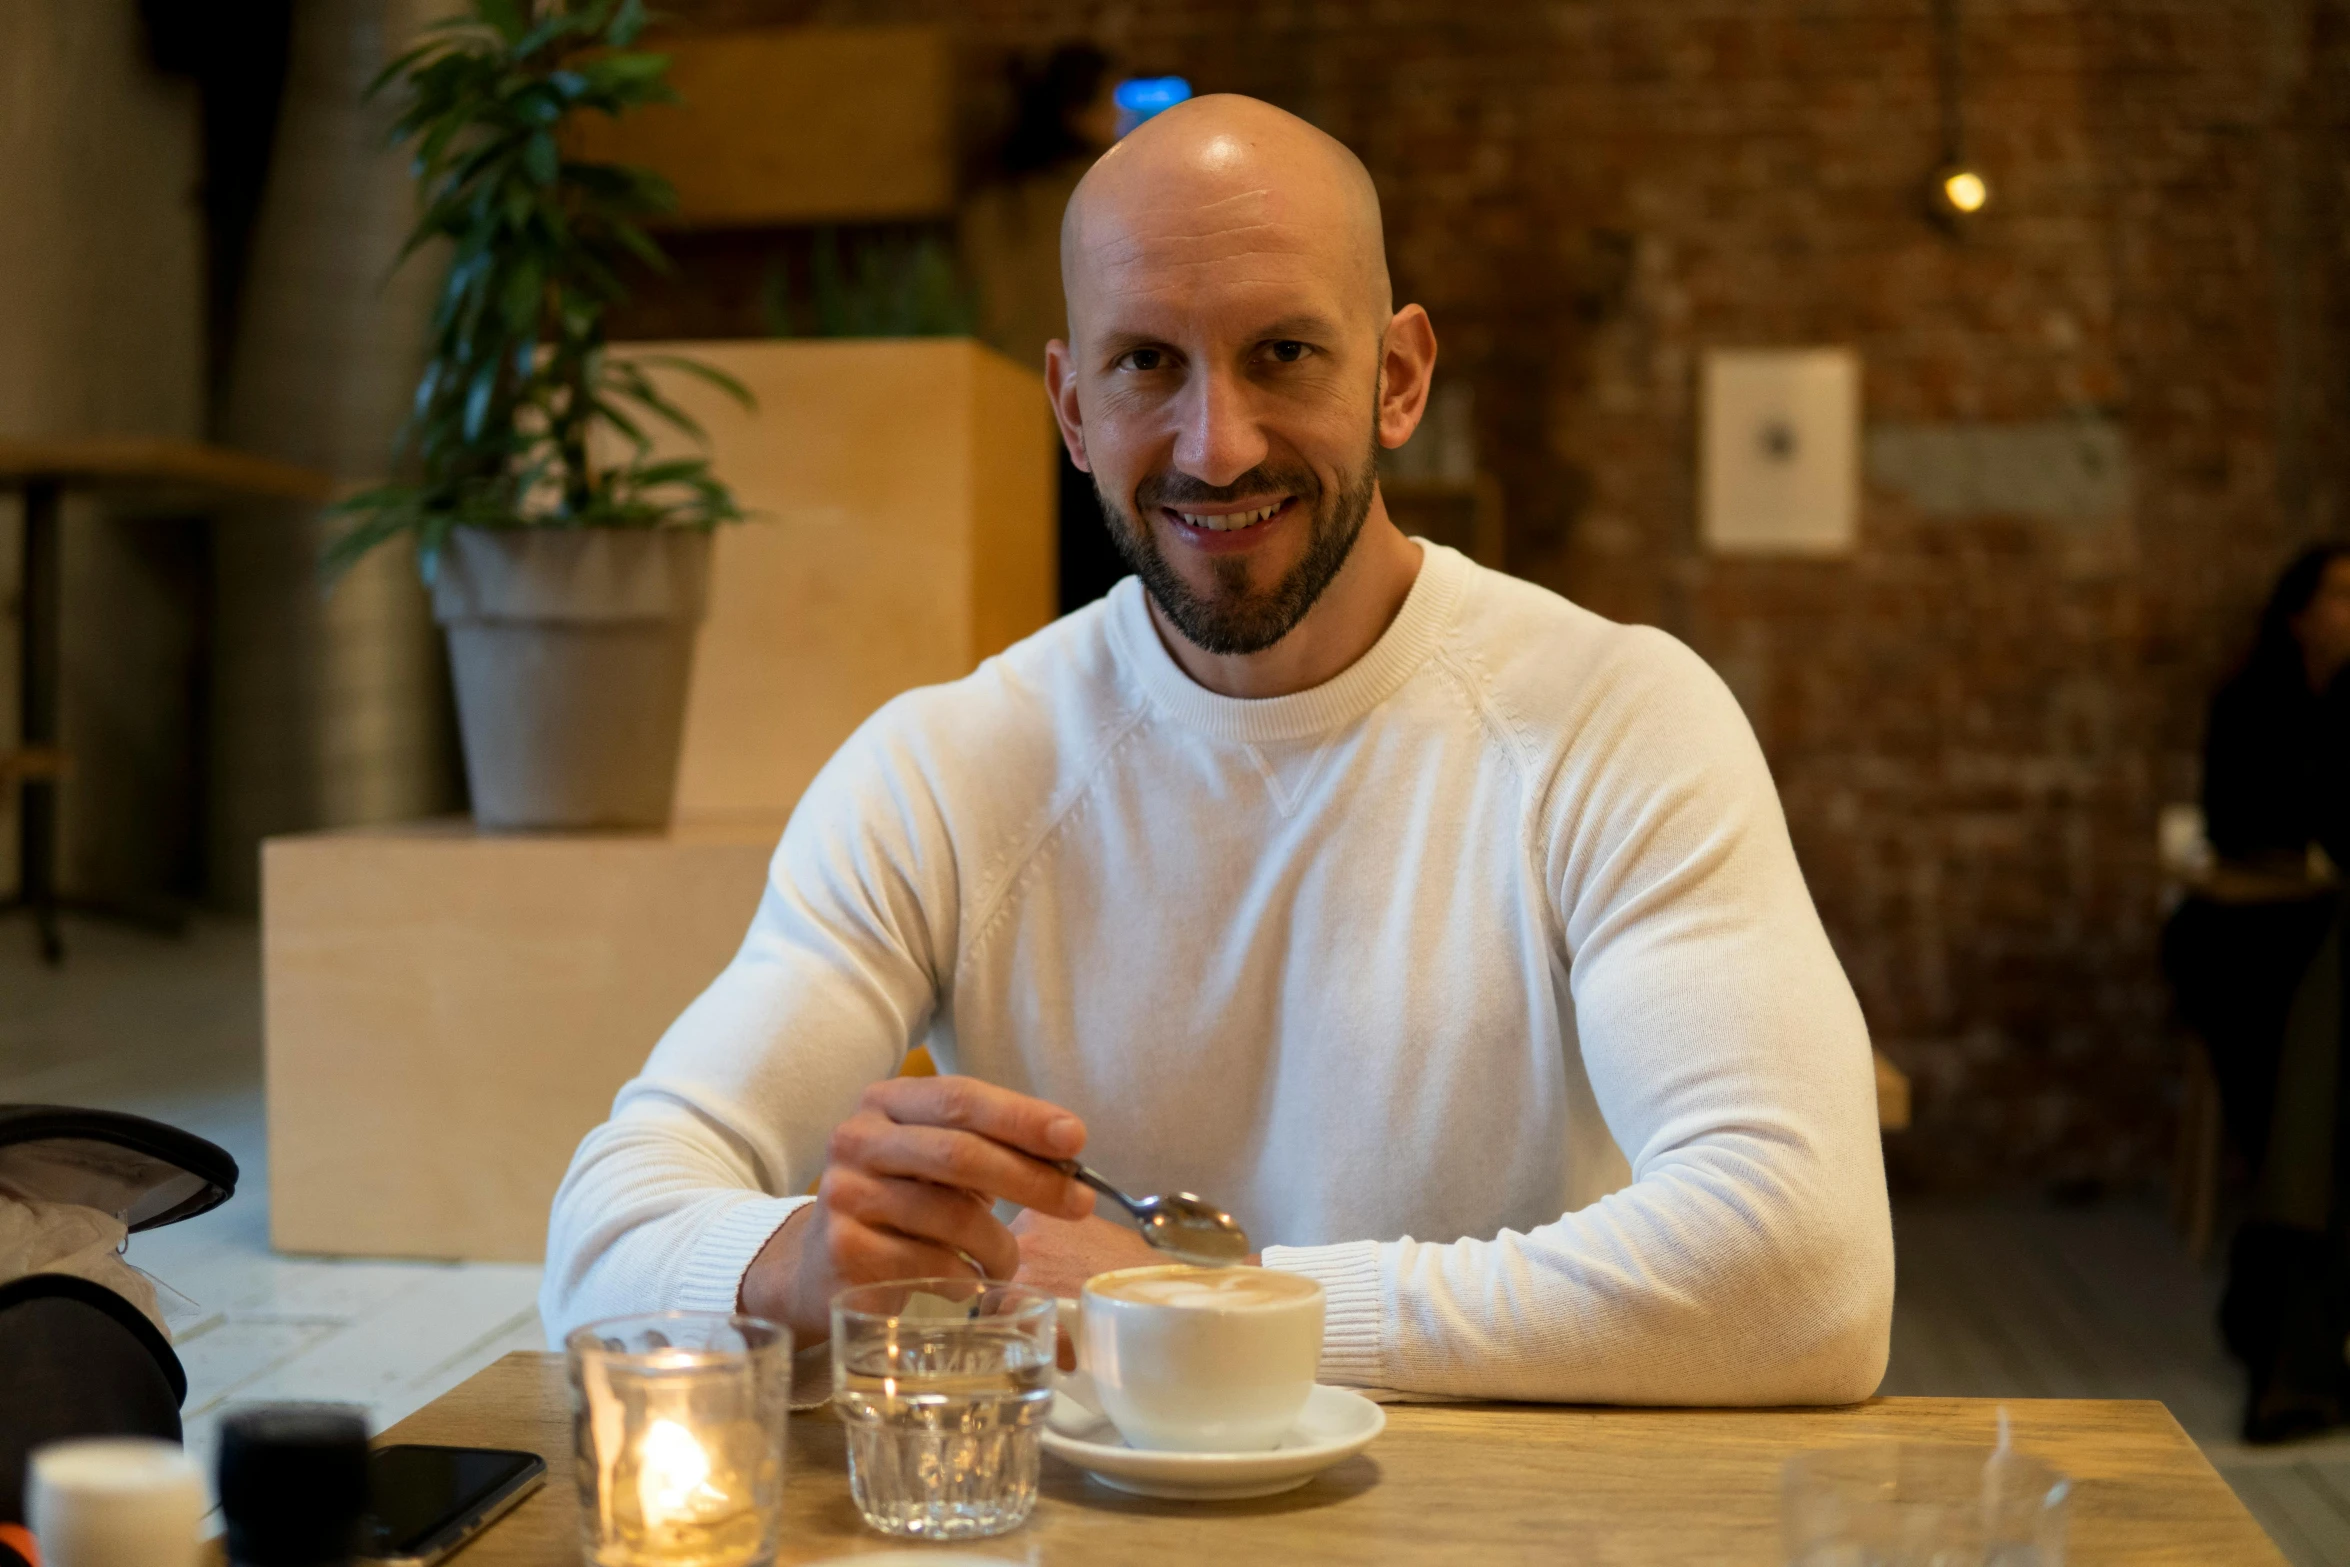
[329,0,748,830]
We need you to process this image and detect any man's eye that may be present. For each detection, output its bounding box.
[1118,348,1167,372]
[1268,340,1310,364]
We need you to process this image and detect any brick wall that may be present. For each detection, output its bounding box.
[670,0,2350,1191]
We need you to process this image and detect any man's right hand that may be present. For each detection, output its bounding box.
[739,1075,1095,1344]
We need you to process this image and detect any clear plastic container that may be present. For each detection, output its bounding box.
[1782,1441,2071,1566]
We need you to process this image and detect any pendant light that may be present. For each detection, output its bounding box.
[1926,0,1991,229]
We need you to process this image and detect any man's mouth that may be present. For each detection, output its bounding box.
[1164,498,1292,533]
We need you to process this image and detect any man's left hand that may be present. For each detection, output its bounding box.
[1009,1208,1160,1297]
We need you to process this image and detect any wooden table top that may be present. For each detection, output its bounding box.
[354,1352,2280,1564]
[0,436,332,503]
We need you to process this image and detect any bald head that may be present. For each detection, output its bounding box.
[1062,94,1391,336]
[1042,93,1435,676]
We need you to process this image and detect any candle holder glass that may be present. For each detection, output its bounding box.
[568,1312,792,1567]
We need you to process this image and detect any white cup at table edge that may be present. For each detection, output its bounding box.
[27,1437,204,1567]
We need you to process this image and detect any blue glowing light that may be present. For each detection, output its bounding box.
[1113,76,1192,131]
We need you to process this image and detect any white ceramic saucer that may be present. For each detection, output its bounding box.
[1041,1372,1386,1500]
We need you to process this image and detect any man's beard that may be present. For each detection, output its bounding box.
[1095,431,1381,657]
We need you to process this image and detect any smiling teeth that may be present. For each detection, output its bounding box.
[1179,502,1283,531]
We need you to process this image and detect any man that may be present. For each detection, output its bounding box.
[543,94,1893,1404]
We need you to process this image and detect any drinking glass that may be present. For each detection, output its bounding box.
[567,1312,791,1567]
[831,1278,1058,1540]
[1782,1443,2071,1566]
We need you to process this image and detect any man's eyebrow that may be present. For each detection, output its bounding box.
[1093,316,1345,359]
[1252,314,1344,342]
[1094,329,1169,359]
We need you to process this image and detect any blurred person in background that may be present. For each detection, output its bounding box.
[2164,543,2350,1441]
[961,42,1129,614]
[963,42,1118,374]
[2203,546,2350,872]
[2166,545,2350,1171]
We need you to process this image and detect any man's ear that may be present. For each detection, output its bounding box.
[1044,338,1092,473]
[1376,304,1438,452]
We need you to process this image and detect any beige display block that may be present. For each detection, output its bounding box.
[263,819,779,1261]
[607,339,1056,824]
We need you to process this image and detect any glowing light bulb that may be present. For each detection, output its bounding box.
[1941,168,1988,214]
[1113,76,1192,138]
[637,1418,724,1526]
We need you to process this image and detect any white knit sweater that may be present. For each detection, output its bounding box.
[541,542,1893,1403]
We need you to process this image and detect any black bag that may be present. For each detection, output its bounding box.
[0,1104,238,1235]
[0,1105,238,1526]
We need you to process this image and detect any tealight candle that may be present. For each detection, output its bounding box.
[569,1313,790,1567]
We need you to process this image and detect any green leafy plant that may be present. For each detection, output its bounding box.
[328,0,750,580]
[762,227,977,339]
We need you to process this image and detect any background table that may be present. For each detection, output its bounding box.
[0,436,332,962]
[340,1352,2281,1564]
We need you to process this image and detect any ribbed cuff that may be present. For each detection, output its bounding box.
[1262,1240,1387,1388]
[674,1194,813,1316]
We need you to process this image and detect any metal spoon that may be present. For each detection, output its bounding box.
[1053,1159,1251,1266]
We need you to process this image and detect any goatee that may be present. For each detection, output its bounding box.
[1097,432,1381,657]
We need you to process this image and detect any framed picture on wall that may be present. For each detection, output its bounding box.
[1698,347,1860,556]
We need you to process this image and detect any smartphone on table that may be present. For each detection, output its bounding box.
[358,1444,546,1565]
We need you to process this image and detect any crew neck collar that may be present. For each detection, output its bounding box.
[1106,539,1466,744]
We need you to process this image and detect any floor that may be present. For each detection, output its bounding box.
[9,915,2350,1558]
[0,915,544,1512]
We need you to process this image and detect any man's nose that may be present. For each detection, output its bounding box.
[1170,367,1270,489]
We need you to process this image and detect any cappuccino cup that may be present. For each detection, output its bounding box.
[1063,1264,1324,1453]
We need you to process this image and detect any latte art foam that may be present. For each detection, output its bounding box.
[1088,1266,1321,1310]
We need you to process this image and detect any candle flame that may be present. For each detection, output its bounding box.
[638,1418,726,1523]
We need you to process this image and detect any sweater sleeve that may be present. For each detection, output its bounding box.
[1266,631,1893,1405]
[539,714,956,1341]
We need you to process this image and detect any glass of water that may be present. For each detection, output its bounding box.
[830,1278,1058,1541]
[1783,1442,2071,1566]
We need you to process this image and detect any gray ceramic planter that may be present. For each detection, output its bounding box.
[430,527,712,830]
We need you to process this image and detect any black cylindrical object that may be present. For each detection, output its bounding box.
[216,1404,368,1567]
